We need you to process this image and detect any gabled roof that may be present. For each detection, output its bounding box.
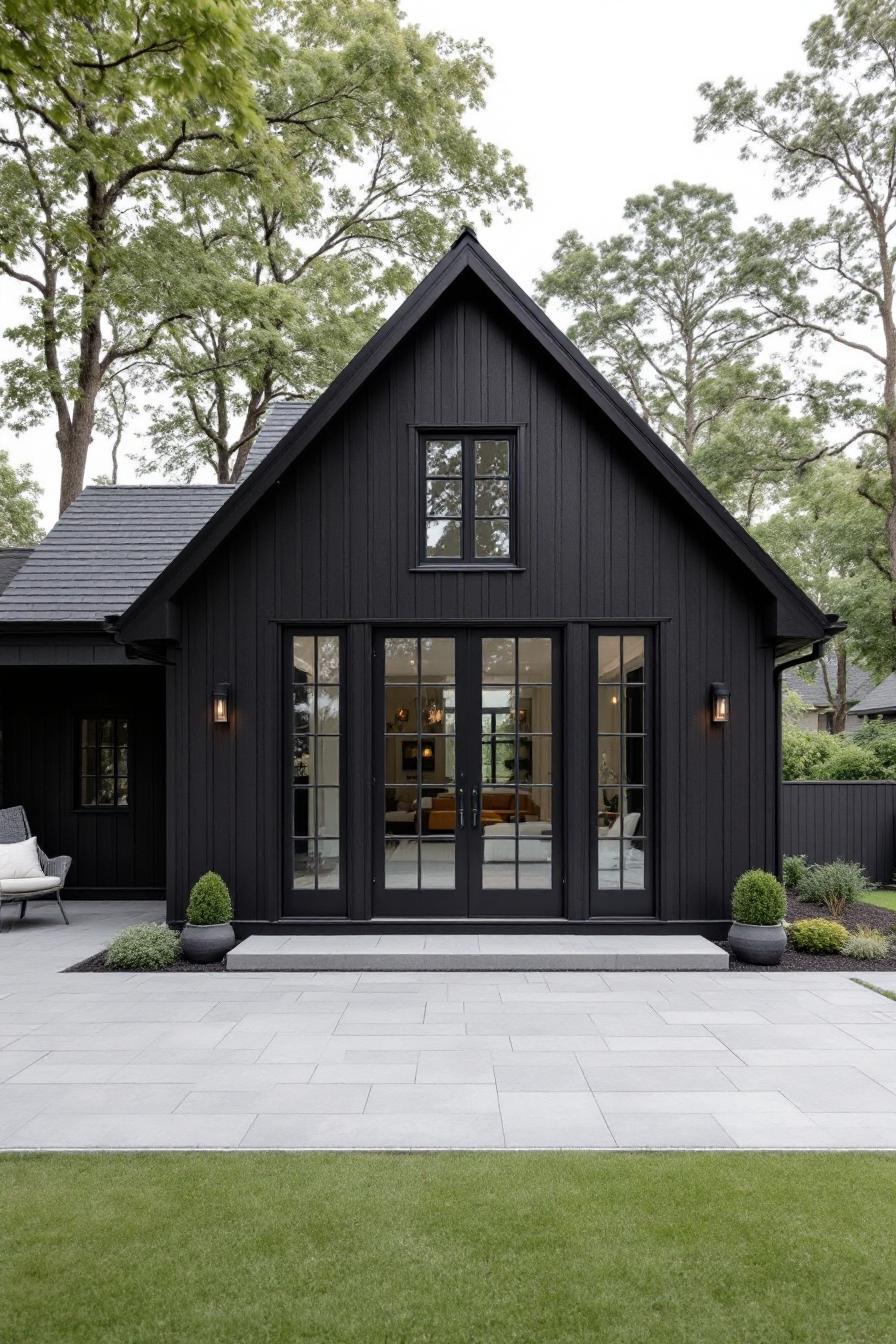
[0,486,230,623]
[118,229,836,648]
[852,672,896,717]
[0,547,33,595]
[783,657,873,709]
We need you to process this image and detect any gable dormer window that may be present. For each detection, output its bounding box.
[420,433,514,565]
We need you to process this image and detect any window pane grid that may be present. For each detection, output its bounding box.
[79,717,129,808]
[480,637,553,892]
[596,635,646,891]
[293,635,341,893]
[423,435,514,562]
[385,636,456,891]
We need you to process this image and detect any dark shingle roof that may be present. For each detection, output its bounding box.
[0,399,313,625]
[852,672,896,716]
[240,400,312,477]
[783,656,874,709]
[0,547,34,595]
[0,487,231,622]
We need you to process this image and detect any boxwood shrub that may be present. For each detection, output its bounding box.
[105,923,181,970]
[731,870,786,926]
[186,871,233,925]
[789,918,849,955]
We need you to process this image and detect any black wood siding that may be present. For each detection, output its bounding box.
[169,275,778,925]
[782,782,896,884]
[0,666,165,892]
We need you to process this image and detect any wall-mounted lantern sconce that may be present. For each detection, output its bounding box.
[710,682,730,724]
[212,682,231,725]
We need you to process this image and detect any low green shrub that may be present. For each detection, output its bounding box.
[797,860,870,917]
[782,724,896,781]
[790,918,849,955]
[105,923,181,970]
[731,870,786,925]
[782,854,808,892]
[186,871,233,925]
[842,927,891,961]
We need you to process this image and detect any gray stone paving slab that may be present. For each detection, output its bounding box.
[5,900,896,1149]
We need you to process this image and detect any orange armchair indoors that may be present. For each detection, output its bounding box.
[427,791,540,832]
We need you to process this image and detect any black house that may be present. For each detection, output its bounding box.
[0,233,836,936]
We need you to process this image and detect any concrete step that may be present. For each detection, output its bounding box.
[226,934,729,972]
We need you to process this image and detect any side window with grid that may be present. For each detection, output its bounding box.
[596,635,646,891]
[292,634,341,894]
[79,717,129,808]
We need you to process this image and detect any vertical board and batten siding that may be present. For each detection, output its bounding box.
[0,666,165,892]
[169,276,778,925]
[782,782,896,884]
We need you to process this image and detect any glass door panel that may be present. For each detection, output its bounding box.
[374,630,562,918]
[471,634,561,917]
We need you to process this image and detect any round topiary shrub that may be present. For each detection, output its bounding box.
[731,870,786,926]
[842,927,891,960]
[105,922,181,970]
[782,854,808,892]
[186,871,233,925]
[790,918,849,954]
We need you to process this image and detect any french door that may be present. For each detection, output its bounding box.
[373,630,561,917]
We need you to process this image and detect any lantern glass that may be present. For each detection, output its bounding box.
[711,684,730,724]
[213,684,230,724]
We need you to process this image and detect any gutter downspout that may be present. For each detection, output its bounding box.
[772,622,842,879]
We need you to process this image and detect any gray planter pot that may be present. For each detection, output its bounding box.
[728,921,786,966]
[181,921,236,964]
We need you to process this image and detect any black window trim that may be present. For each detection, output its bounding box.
[416,427,519,569]
[76,714,130,812]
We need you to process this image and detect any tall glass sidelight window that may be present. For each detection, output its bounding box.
[596,636,647,890]
[421,433,514,563]
[292,635,341,893]
[79,717,128,807]
[383,635,457,890]
[480,636,554,890]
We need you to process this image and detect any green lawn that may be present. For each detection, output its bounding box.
[859,888,896,911]
[3,1153,896,1343]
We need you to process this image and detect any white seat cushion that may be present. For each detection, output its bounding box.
[0,875,62,895]
[0,836,44,880]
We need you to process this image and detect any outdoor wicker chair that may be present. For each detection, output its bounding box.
[0,805,71,926]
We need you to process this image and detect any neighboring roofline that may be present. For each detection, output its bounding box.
[119,229,835,643]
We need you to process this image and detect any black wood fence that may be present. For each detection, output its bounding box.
[782,782,896,884]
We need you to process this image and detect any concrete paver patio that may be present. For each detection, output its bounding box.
[3,901,896,1150]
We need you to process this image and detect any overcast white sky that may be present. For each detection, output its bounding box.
[4,0,824,527]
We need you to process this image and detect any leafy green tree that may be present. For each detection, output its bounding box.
[0,0,264,514]
[753,457,893,723]
[137,4,527,483]
[697,0,896,621]
[0,2,526,508]
[535,183,813,479]
[0,448,41,544]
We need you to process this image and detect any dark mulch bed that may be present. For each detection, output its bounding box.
[64,952,227,973]
[718,890,896,972]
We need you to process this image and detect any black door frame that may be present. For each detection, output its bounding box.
[371,626,562,919]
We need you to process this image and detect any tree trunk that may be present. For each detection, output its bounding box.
[57,417,93,514]
[832,645,848,735]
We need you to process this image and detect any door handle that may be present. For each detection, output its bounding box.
[471,786,480,829]
[458,777,465,830]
